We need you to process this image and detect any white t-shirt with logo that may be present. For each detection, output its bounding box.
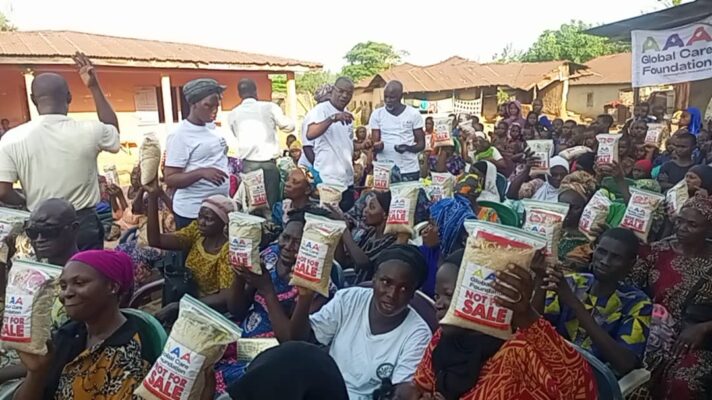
[165,120,229,218]
[369,106,424,175]
[309,101,354,187]
[309,287,432,400]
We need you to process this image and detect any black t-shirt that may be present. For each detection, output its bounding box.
[659,161,693,186]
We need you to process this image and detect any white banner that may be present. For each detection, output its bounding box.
[631,17,712,87]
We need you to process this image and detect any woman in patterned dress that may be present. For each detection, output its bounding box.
[630,194,712,399]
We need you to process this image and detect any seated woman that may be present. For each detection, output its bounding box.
[271,166,319,229]
[685,164,712,197]
[217,208,335,391]
[556,171,598,271]
[629,194,712,399]
[145,181,235,321]
[334,190,404,281]
[507,156,570,203]
[409,250,597,400]
[14,250,151,400]
[423,143,466,177]
[278,245,433,399]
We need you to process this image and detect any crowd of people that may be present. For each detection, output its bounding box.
[0,51,709,400]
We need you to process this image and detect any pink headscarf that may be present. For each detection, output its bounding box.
[202,195,236,224]
[69,250,134,295]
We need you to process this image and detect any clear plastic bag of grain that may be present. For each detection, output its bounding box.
[103,164,120,186]
[372,161,394,191]
[289,214,346,297]
[620,187,664,243]
[526,140,554,176]
[666,179,688,217]
[441,221,545,339]
[241,170,269,212]
[0,208,30,264]
[428,173,455,202]
[521,200,569,265]
[136,295,241,400]
[1,260,61,355]
[384,182,421,237]
[139,134,162,185]
[317,183,346,209]
[596,134,621,164]
[228,212,265,275]
[579,189,613,241]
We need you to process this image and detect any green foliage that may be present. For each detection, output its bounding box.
[496,88,511,105]
[270,74,287,93]
[492,43,524,63]
[270,71,337,95]
[340,41,408,82]
[520,21,630,64]
[0,12,16,31]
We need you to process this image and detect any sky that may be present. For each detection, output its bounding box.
[0,0,680,71]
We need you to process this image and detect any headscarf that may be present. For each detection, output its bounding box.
[314,84,333,103]
[289,140,302,151]
[374,244,428,287]
[634,159,653,176]
[455,173,483,198]
[431,195,475,256]
[69,250,134,295]
[560,171,597,200]
[183,78,226,105]
[573,152,596,175]
[472,161,499,202]
[298,165,321,192]
[202,195,236,224]
[227,342,349,400]
[681,193,712,225]
[508,122,523,140]
[549,156,570,174]
[688,165,712,193]
[686,107,703,135]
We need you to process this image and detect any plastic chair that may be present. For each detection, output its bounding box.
[357,281,438,333]
[330,261,346,289]
[570,343,624,400]
[477,200,521,227]
[601,177,636,200]
[129,278,165,309]
[119,226,139,245]
[122,308,168,364]
[496,173,508,201]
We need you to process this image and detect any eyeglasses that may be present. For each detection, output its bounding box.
[24,221,73,240]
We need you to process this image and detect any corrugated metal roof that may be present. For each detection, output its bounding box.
[0,30,321,70]
[358,56,585,93]
[571,53,632,86]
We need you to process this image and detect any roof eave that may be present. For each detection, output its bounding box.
[0,55,319,72]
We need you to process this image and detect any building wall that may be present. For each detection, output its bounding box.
[568,84,629,119]
[0,65,275,143]
[689,78,712,119]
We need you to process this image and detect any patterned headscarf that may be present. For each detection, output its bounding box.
[183,78,226,104]
[560,171,597,200]
[430,195,475,256]
[455,173,483,198]
[298,166,321,192]
[682,193,712,224]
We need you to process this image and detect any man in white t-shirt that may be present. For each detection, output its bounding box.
[299,84,333,168]
[0,53,120,250]
[306,77,356,211]
[370,80,425,182]
[280,244,432,400]
[164,78,229,228]
[228,79,294,208]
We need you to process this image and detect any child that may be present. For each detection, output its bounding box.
[658,132,697,191]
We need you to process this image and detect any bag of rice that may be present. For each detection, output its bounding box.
[384,182,421,237]
[103,164,120,186]
[1,260,61,355]
[236,338,279,363]
[428,172,455,202]
[579,189,613,241]
[433,118,454,148]
[228,212,265,275]
[666,179,688,217]
[645,123,666,147]
[596,134,621,164]
[440,221,545,339]
[139,135,162,185]
[136,295,241,400]
[0,208,30,263]
[527,140,554,176]
[521,200,569,265]
[620,187,665,242]
[318,183,346,209]
[289,214,346,297]
[559,146,593,161]
[372,161,394,191]
[241,170,269,212]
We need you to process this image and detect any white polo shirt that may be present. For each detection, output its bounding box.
[309,101,354,187]
[369,106,424,175]
[0,115,120,211]
[165,120,229,218]
[227,98,295,162]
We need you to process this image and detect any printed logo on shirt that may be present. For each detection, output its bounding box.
[376,363,394,380]
[401,120,414,130]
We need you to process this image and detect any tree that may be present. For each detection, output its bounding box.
[492,43,524,63]
[658,0,682,6]
[0,12,16,31]
[340,41,408,82]
[270,71,337,95]
[520,21,630,64]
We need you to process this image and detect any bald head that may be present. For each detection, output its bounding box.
[30,198,77,226]
[31,73,71,115]
[384,80,404,111]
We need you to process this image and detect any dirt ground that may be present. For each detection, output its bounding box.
[98,148,140,186]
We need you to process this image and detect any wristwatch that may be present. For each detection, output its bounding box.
[330,114,338,122]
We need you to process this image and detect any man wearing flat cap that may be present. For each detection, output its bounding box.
[164,78,230,228]
[228,78,294,208]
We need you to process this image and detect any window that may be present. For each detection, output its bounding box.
[586,92,594,108]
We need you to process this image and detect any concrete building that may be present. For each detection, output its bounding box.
[568,53,632,120]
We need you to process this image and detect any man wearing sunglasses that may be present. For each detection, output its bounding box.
[24,198,80,266]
